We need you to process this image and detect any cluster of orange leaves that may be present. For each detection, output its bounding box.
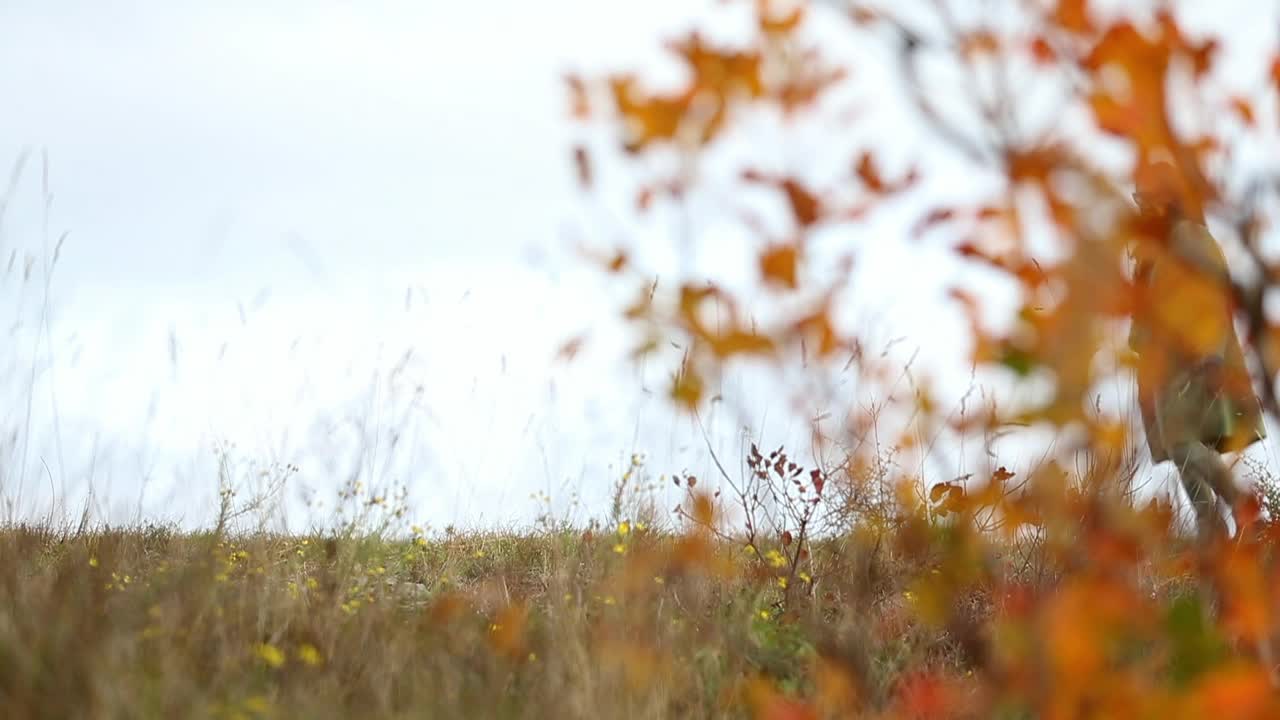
[566,0,1280,716]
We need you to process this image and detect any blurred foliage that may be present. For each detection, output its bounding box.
[559,0,1280,715]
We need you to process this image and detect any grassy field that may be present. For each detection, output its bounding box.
[0,521,933,719]
[4,475,1275,720]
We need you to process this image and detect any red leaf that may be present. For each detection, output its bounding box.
[1028,35,1057,65]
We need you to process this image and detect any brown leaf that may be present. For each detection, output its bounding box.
[855,152,917,194]
[929,482,953,503]
[555,335,586,363]
[959,31,1000,58]
[572,145,593,188]
[782,178,822,227]
[671,362,704,410]
[992,466,1015,485]
[691,491,716,527]
[708,330,776,358]
[913,207,958,238]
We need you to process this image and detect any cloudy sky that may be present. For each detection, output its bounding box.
[0,0,1276,530]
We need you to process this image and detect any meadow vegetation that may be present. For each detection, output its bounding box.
[3,447,1280,718]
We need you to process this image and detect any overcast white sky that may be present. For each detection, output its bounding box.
[0,0,1276,531]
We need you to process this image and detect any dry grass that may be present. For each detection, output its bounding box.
[2,448,1278,718]
[0,515,1001,719]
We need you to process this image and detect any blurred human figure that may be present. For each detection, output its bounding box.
[1127,161,1266,542]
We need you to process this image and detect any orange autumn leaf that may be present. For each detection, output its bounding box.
[790,303,844,358]
[691,491,716,527]
[1028,35,1057,64]
[1218,544,1271,642]
[949,288,1004,365]
[759,243,799,289]
[671,362,704,409]
[1083,22,1177,153]
[708,330,776,358]
[960,30,1000,58]
[565,73,591,119]
[607,34,765,153]
[771,51,848,113]
[813,654,863,714]
[1229,96,1257,127]
[1188,665,1277,718]
[855,151,917,195]
[488,601,529,659]
[742,170,829,227]
[892,672,958,719]
[670,33,764,100]
[782,178,823,227]
[609,76,688,153]
[757,0,804,36]
[913,207,959,238]
[746,676,818,720]
[1053,0,1093,35]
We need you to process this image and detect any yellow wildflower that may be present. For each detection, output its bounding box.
[255,643,286,669]
[297,644,323,667]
